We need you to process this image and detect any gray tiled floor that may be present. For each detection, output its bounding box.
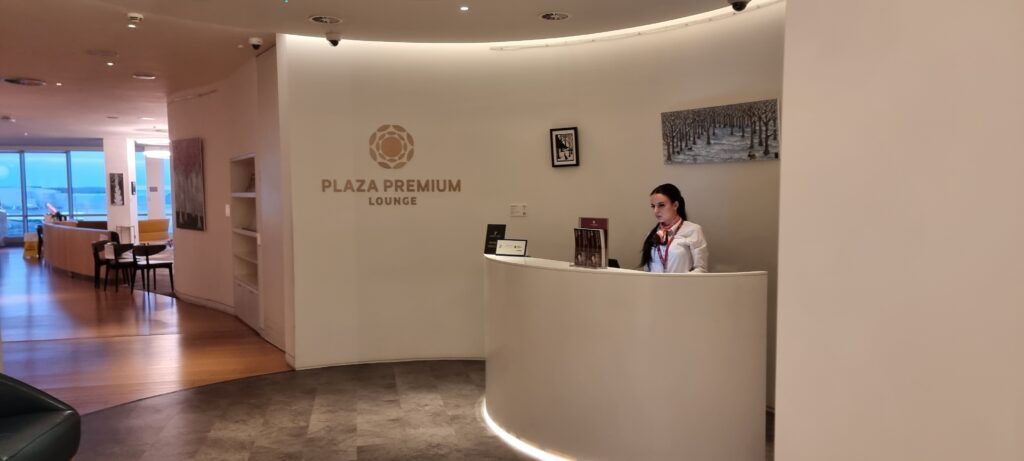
[79,360,775,460]
[79,361,526,461]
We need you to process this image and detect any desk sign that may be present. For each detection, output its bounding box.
[495,239,528,257]
[484,224,507,255]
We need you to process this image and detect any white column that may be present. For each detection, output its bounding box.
[103,137,138,242]
[777,1,1024,460]
[145,155,165,218]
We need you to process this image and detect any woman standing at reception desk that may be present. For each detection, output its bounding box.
[641,183,709,273]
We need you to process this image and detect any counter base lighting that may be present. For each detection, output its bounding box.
[480,399,573,461]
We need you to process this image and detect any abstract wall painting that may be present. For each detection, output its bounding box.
[109,173,125,206]
[171,137,206,231]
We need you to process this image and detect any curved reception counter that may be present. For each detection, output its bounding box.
[42,223,113,277]
[484,255,767,460]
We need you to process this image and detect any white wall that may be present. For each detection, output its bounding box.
[776,1,1024,460]
[166,52,291,353]
[278,3,784,371]
[167,62,258,310]
[103,136,138,240]
[256,51,290,353]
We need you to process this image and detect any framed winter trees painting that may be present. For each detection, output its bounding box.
[662,99,779,164]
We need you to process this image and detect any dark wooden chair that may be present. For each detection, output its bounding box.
[90,240,111,289]
[103,243,135,292]
[132,244,174,294]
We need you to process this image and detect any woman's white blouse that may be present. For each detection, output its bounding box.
[646,221,709,273]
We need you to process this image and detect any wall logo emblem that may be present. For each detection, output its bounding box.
[369,124,415,169]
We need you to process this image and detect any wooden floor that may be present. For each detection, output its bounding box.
[0,247,291,414]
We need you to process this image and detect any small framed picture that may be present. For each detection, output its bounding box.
[550,127,579,167]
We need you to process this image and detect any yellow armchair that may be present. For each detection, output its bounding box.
[138,218,170,242]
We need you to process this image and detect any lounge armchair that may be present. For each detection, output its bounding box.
[0,373,80,460]
[138,218,169,243]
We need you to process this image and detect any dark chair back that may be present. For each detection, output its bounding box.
[91,240,110,265]
[36,225,44,257]
[111,243,134,261]
[132,244,166,264]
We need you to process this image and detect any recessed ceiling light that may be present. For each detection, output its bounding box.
[308,15,342,24]
[460,6,470,12]
[55,82,63,86]
[139,117,156,121]
[23,132,29,136]
[127,12,144,27]
[107,115,119,119]
[106,62,115,67]
[132,72,157,80]
[540,12,571,21]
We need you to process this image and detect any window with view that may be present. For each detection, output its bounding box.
[70,150,107,222]
[0,149,172,241]
[136,152,148,218]
[135,151,173,221]
[0,153,23,238]
[24,152,69,234]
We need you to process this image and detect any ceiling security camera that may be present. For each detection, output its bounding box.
[325,32,342,47]
[248,37,263,51]
[728,0,750,11]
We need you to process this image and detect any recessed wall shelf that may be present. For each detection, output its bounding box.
[230,153,261,332]
[234,252,258,265]
[232,228,258,238]
[234,274,258,293]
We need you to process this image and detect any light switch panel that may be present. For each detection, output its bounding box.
[225,203,231,217]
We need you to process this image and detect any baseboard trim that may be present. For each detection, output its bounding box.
[293,356,485,371]
[175,291,235,315]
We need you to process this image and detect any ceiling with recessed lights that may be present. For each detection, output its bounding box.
[91,0,725,43]
[0,0,728,142]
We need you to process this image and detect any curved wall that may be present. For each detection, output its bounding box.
[276,4,785,369]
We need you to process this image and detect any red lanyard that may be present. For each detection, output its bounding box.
[656,219,682,269]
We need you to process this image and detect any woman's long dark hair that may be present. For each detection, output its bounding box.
[640,183,688,269]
